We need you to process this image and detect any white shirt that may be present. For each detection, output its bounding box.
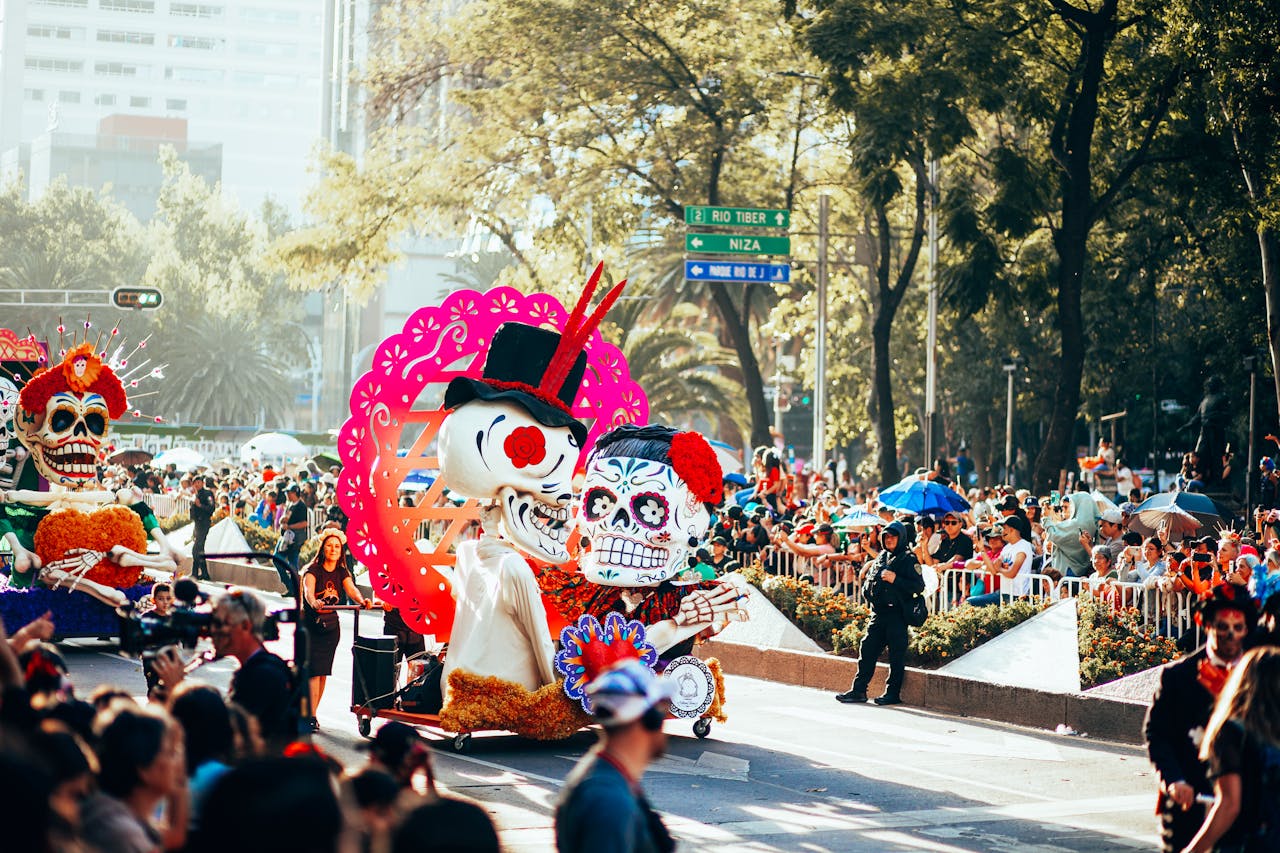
[1114,466,1136,497]
[440,535,557,706]
[998,539,1036,597]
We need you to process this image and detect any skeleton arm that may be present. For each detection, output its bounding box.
[646,579,750,654]
[3,489,118,506]
[4,531,40,577]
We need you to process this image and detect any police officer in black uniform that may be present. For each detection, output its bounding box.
[835,520,924,706]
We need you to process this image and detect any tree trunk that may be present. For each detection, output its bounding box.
[1261,227,1280,420]
[869,311,898,485]
[706,281,772,448]
[1031,6,1112,493]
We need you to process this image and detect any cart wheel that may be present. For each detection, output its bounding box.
[693,718,712,739]
[452,733,472,753]
[357,716,372,739]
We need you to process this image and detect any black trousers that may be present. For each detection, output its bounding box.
[1158,797,1206,853]
[191,521,211,579]
[852,607,908,698]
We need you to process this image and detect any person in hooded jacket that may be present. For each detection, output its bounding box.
[1043,490,1097,578]
[835,521,924,706]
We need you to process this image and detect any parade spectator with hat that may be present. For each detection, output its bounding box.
[555,659,676,853]
[927,511,974,567]
[965,515,1034,607]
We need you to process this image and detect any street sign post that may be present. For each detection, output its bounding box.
[684,260,790,284]
[685,205,789,229]
[685,232,790,256]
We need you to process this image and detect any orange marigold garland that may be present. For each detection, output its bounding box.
[439,669,590,741]
[704,656,728,723]
[33,505,148,589]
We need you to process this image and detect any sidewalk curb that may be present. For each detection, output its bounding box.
[701,638,1149,745]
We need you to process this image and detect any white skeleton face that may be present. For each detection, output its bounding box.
[16,390,109,488]
[577,454,711,586]
[438,398,578,563]
[0,377,19,447]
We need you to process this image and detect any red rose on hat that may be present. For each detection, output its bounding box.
[503,426,547,469]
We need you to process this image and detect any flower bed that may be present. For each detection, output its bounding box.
[1077,591,1180,689]
[741,567,1183,687]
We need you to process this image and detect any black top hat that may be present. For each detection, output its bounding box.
[445,323,588,444]
[443,263,626,448]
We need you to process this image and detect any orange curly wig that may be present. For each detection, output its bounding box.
[20,343,127,420]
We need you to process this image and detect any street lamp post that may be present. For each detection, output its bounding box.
[1245,355,1258,519]
[1002,357,1021,485]
[814,193,829,472]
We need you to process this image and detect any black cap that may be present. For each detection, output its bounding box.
[361,721,425,766]
[444,322,588,444]
[998,495,1020,511]
[711,536,729,546]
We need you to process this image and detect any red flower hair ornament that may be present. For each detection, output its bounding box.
[669,432,724,506]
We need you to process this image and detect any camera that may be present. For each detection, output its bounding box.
[117,578,212,656]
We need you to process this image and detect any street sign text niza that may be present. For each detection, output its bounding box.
[685,205,789,229]
[685,232,790,256]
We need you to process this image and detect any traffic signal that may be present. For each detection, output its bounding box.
[111,287,163,310]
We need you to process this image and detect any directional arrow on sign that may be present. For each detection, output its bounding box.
[690,236,704,249]
[690,264,704,276]
[774,212,786,226]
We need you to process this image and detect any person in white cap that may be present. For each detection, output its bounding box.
[555,659,677,853]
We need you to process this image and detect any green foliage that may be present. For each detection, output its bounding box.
[754,575,872,646]
[1077,592,1181,689]
[907,600,1046,665]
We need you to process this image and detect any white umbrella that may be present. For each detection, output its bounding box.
[240,432,306,463]
[832,508,886,529]
[707,440,744,474]
[152,447,207,472]
[1090,489,1118,515]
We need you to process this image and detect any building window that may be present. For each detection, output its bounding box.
[170,2,222,17]
[99,0,155,12]
[28,25,75,39]
[168,35,219,50]
[236,40,297,59]
[25,89,45,102]
[24,58,85,74]
[166,98,187,111]
[130,96,151,108]
[164,66,225,84]
[59,91,81,104]
[97,30,155,45]
[239,7,299,25]
[96,93,117,106]
[95,62,142,77]
[32,0,88,8]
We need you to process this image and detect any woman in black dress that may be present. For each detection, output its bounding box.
[301,528,371,730]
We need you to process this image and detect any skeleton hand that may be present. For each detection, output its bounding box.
[674,581,749,626]
[44,548,107,578]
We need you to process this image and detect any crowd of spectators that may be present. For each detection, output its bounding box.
[713,447,1280,641]
[0,586,499,853]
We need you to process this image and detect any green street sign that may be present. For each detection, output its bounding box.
[685,232,791,256]
[685,205,789,229]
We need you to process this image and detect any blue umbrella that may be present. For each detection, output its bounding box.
[877,474,970,515]
[1133,491,1222,532]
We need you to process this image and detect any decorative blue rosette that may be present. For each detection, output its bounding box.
[554,611,658,712]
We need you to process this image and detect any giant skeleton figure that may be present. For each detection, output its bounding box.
[435,270,746,716]
[1,343,180,606]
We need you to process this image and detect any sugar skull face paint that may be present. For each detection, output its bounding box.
[577,454,711,586]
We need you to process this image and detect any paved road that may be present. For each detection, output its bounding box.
[58,589,1160,852]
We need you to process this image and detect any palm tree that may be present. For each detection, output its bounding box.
[154,315,304,427]
[608,296,750,445]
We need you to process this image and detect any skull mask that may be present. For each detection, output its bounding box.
[438,398,578,563]
[15,345,125,490]
[16,390,111,488]
[576,426,720,587]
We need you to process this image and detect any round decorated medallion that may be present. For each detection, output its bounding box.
[662,655,714,719]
